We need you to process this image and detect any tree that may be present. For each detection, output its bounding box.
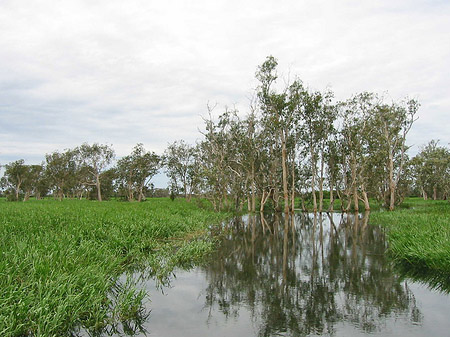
[77,143,115,202]
[116,143,160,202]
[45,149,78,201]
[198,107,239,211]
[22,164,45,201]
[2,159,27,201]
[338,92,376,211]
[297,87,336,212]
[256,56,300,213]
[411,140,450,200]
[164,140,199,201]
[370,98,418,210]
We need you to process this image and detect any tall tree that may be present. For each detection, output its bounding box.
[45,149,78,201]
[77,143,115,202]
[256,56,299,213]
[164,140,199,201]
[198,107,239,211]
[2,159,27,201]
[339,92,375,211]
[370,98,418,210]
[22,164,45,201]
[116,143,160,202]
[411,140,450,200]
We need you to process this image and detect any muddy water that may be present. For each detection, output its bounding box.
[116,213,450,336]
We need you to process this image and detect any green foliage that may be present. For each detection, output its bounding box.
[0,198,228,336]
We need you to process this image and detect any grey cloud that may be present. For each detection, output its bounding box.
[0,0,449,168]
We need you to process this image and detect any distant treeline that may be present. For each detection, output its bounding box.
[1,56,449,211]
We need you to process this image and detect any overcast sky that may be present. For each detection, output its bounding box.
[1,0,449,187]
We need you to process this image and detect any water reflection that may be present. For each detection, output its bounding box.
[85,212,450,337]
[202,213,421,336]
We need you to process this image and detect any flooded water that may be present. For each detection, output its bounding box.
[100,213,450,336]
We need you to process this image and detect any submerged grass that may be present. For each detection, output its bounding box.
[0,198,228,336]
[369,198,450,278]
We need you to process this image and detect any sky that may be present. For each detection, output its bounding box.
[1,0,449,187]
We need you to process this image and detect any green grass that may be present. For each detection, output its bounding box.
[0,198,229,336]
[369,198,450,277]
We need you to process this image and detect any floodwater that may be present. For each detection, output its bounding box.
[98,213,450,336]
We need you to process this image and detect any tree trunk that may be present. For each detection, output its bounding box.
[58,188,64,201]
[311,153,317,213]
[138,183,146,202]
[361,189,370,211]
[260,189,271,212]
[301,196,307,212]
[351,154,359,212]
[96,174,102,202]
[353,185,359,212]
[388,152,395,211]
[281,133,289,214]
[260,191,267,212]
[319,149,325,212]
[422,187,428,200]
[290,162,295,212]
[272,187,281,212]
[251,162,256,212]
[328,179,334,212]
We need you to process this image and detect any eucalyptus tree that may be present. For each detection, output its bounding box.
[164,140,200,201]
[316,90,337,212]
[298,87,336,212]
[257,128,283,212]
[369,98,418,210]
[198,107,244,211]
[22,164,45,201]
[339,92,375,211]
[411,140,450,200]
[76,143,115,202]
[256,56,300,213]
[325,132,340,212]
[241,110,262,212]
[116,143,160,202]
[2,159,27,200]
[45,149,78,200]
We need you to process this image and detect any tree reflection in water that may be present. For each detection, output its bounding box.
[202,212,421,336]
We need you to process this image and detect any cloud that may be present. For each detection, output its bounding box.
[1,0,449,182]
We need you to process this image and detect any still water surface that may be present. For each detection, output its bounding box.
[120,213,450,336]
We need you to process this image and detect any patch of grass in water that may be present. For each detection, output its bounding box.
[369,198,450,285]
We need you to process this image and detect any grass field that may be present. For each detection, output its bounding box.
[369,198,450,280]
[0,198,229,336]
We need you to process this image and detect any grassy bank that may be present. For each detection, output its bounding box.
[369,198,450,277]
[0,198,229,336]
